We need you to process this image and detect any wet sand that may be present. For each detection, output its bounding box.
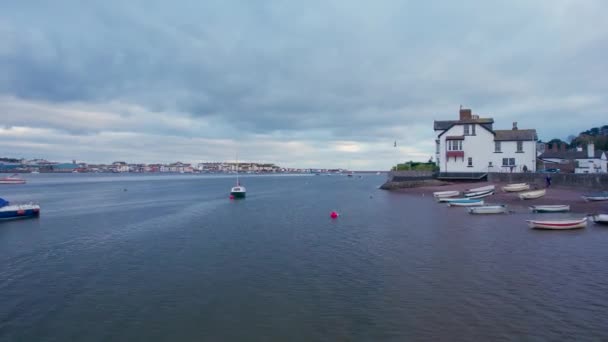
[395,181,608,214]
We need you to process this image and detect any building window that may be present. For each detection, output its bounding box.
[464,125,470,135]
[502,158,515,166]
[495,141,501,152]
[488,161,493,167]
[472,124,476,135]
[467,157,473,167]
[436,140,440,153]
[447,140,462,151]
[517,141,523,152]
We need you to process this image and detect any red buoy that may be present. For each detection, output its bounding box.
[330,211,339,219]
[229,195,235,200]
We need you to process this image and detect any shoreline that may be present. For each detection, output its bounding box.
[393,181,607,214]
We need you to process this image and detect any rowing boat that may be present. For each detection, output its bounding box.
[446,199,484,207]
[519,189,546,200]
[529,205,570,213]
[581,193,608,202]
[465,185,495,193]
[468,205,507,214]
[527,217,587,230]
[433,190,460,199]
[502,183,530,192]
[591,214,608,225]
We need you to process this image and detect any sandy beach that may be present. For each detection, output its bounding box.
[395,181,608,214]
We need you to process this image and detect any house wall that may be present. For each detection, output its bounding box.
[575,157,607,173]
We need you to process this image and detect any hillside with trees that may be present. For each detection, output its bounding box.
[544,125,608,151]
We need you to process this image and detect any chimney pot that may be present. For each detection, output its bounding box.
[512,122,518,130]
[459,108,472,120]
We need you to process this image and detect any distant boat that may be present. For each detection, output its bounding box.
[519,189,546,200]
[376,172,381,175]
[447,199,484,207]
[529,205,570,213]
[0,198,40,220]
[31,171,40,174]
[464,189,494,199]
[230,155,246,199]
[468,205,507,214]
[465,185,495,193]
[591,214,608,225]
[433,190,460,199]
[502,183,530,192]
[581,192,608,202]
[527,218,587,230]
[0,174,26,184]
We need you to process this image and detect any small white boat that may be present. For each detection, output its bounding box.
[468,205,507,214]
[466,185,495,193]
[519,189,546,200]
[447,199,484,207]
[529,205,570,213]
[467,191,494,199]
[592,214,608,225]
[0,174,26,184]
[438,196,469,203]
[581,193,608,202]
[464,189,494,198]
[527,217,587,230]
[433,190,460,199]
[502,183,530,192]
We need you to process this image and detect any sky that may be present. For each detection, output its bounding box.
[1,1,607,170]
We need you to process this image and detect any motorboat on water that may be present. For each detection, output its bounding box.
[468,205,507,214]
[527,217,587,230]
[0,174,26,184]
[0,198,40,220]
[230,155,246,199]
[529,205,570,213]
[519,189,546,200]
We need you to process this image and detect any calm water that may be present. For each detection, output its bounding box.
[1,174,608,341]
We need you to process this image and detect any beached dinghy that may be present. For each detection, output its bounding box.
[468,205,507,214]
[529,205,570,213]
[527,217,587,230]
[465,185,495,193]
[519,189,546,200]
[447,199,484,207]
[502,183,530,192]
[591,214,608,225]
[581,192,608,202]
[464,189,494,199]
[0,198,40,220]
[433,190,460,199]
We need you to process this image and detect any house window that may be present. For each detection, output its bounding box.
[502,158,516,166]
[464,125,470,135]
[472,124,476,135]
[435,140,440,153]
[495,141,501,152]
[447,140,462,151]
[517,141,523,152]
[467,157,473,167]
[488,161,493,167]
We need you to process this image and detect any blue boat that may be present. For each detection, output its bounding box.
[446,198,484,207]
[0,198,40,220]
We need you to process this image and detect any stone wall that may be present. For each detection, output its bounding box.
[488,172,608,190]
[387,170,435,182]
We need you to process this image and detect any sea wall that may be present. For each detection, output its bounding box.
[380,171,446,190]
[488,172,608,190]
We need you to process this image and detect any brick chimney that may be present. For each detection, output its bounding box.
[561,143,567,151]
[459,108,472,120]
[588,143,595,158]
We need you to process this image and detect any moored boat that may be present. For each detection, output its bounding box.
[229,154,246,199]
[468,205,507,214]
[433,190,460,199]
[519,189,546,200]
[0,174,26,184]
[465,185,495,193]
[581,192,608,202]
[591,214,608,225]
[502,183,530,192]
[0,198,40,220]
[447,199,484,207]
[464,189,494,198]
[527,217,587,230]
[529,205,570,213]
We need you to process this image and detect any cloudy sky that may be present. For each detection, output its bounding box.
[1,1,606,169]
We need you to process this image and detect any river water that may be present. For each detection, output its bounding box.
[1,174,607,341]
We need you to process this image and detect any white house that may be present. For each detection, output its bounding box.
[434,108,537,174]
[538,143,607,173]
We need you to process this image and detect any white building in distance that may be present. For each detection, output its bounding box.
[434,108,537,174]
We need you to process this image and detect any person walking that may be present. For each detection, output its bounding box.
[545,174,552,187]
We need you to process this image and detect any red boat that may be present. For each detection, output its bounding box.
[0,174,26,184]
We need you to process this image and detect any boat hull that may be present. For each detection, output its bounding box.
[519,189,546,200]
[0,204,40,220]
[230,191,246,199]
[466,185,495,193]
[466,191,494,199]
[592,214,608,225]
[529,205,570,213]
[527,218,587,230]
[468,205,507,214]
[433,190,460,198]
[447,200,484,207]
[502,184,530,192]
[582,195,608,202]
[0,180,26,184]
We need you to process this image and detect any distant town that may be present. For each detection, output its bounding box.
[0,158,353,174]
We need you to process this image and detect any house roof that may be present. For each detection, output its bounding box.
[539,149,606,160]
[433,118,494,131]
[494,129,537,141]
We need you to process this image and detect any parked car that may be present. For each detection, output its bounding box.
[539,168,560,173]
